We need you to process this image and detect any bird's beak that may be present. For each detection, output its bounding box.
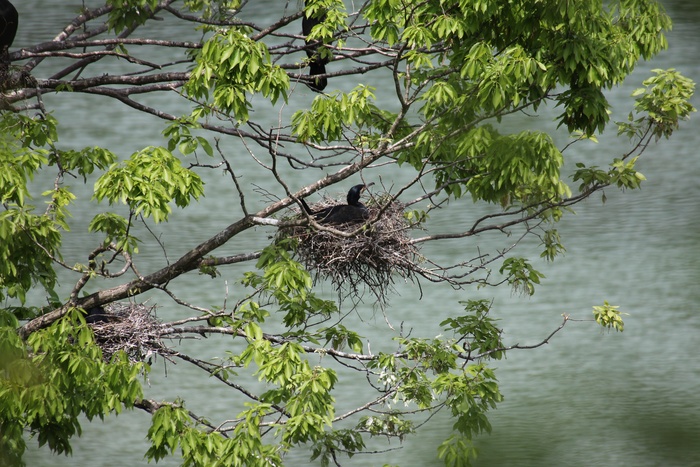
[362,182,375,192]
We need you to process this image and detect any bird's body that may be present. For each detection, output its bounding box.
[84,306,112,324]
[302,1,329,91]
[0,0,18,55]
[301,184,372,225]
[312,202,369,224]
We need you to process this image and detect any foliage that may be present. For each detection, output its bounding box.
[93,146,204,223]
[593,301,627,332]
[0,0,694,466]
[0,310,144,465]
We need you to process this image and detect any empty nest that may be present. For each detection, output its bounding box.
[281,195,422,304]
[88,302,169,363]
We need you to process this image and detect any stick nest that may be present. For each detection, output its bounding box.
[89,302,169,363]
[281,195,422,304]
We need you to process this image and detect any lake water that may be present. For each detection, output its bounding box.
[15,1,700,466]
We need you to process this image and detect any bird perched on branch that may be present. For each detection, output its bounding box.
[302,0,330,91]
[0,0,17,60]
[301,183,374,225]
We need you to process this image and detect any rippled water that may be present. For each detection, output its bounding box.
[16,1,700,466]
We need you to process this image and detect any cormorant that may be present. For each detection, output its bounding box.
[0,0,17,58]
[84,305,112,324]
[302,0,329,91]
[301,183,373,225]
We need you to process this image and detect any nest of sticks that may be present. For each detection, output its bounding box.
[88,302,169,363]
[281,194,422,304]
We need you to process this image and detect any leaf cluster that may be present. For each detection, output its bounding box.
[0,310,144,465]
[592,300,626,332]
[185,27,289,122]
[93,146,204,223]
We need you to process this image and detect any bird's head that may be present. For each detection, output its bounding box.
[347,182,374,206]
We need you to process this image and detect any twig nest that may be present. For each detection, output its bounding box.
[88,302,168,363]
[281,195,422,304]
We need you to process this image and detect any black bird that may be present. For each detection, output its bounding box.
[0,0,17,58]
[302,0,329,91]
[301,183,373,225]
[84,305,112,324]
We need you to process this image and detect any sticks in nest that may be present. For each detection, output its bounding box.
[89,302,170,363]
[281,196,422,304]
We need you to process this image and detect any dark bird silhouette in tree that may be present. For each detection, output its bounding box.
[84,306,113,324]
[302,0,330,91]
[301,183,374,225]
[0,0,17,61]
